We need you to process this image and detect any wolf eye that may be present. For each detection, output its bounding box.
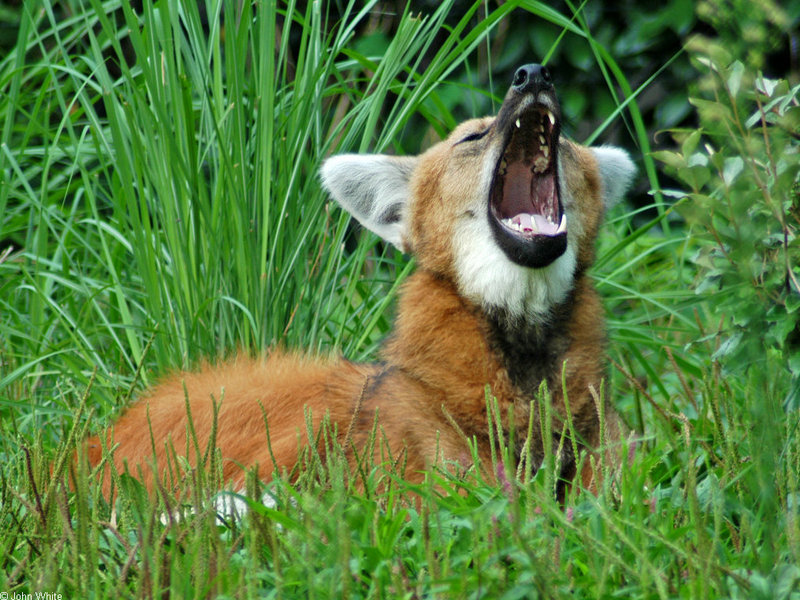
[456,129,489,144]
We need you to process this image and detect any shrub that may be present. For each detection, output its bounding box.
[655,19,800,409]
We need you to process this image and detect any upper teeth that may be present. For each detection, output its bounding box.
[514,111,556,131]
[507,110,556,174]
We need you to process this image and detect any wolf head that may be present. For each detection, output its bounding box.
[322,64,635,322]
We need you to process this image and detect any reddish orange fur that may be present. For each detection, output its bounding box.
[85,269,617,497]
[85,354,374,493]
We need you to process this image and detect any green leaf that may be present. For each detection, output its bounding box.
[652,149,686,170]
[786,291,800,313]
[681,128,703,157]
[727,60,745,98]
[712,331,743,361]
[722,156,744,186]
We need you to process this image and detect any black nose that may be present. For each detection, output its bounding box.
[511,64,552,94]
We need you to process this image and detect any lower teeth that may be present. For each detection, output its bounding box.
[501,213,567,235]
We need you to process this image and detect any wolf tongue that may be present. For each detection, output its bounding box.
[532,214,559,235]
[511,213,536,232]
[511,213,559,235]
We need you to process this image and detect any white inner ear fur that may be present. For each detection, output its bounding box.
[591,146,636,208]
[320,154,417,251]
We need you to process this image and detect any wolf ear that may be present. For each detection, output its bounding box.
[591,146,636,209]
[321,154,418,251]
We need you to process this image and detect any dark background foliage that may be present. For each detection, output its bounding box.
[1,0,796,209]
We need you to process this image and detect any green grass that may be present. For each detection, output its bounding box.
[1,0,799,597]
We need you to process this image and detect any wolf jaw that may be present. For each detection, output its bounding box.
[488,99,567,270]
[491,110,565,237]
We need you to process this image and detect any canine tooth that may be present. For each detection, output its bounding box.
[547,111,555,126]
[557,214,567,234]
[515,118,521,129]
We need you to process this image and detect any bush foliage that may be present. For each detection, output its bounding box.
[658,42,800,407]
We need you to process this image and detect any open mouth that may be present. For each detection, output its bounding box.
[488,105,567,268]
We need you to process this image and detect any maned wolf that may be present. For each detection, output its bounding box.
[80,64,635,499]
